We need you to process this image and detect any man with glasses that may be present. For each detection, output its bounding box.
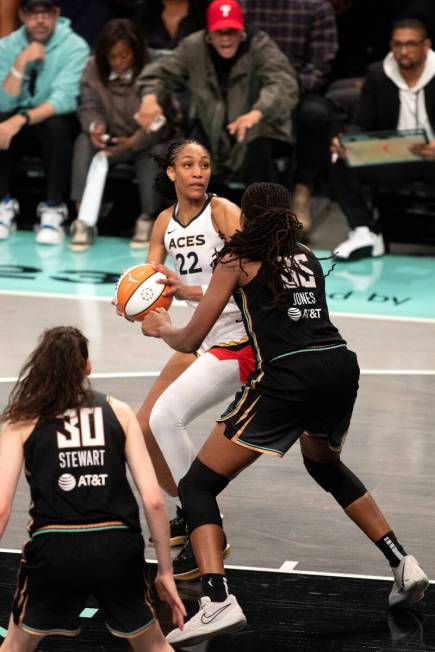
[330,18,435,260]
[0,0,89,243]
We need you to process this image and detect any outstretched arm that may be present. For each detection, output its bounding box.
[141,257,240,352]
[113,398,186,628]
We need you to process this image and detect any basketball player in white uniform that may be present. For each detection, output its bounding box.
[132,141,255,572]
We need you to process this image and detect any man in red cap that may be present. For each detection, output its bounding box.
[136,0,298,188]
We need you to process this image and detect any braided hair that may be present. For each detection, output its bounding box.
[2,327,93,424]
[213,182,305,310]
[152,140,211,200]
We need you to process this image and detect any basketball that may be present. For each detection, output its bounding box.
[115,263,173,321]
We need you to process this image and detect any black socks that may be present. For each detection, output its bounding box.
[376,531,407,567]
[201,573,229,602]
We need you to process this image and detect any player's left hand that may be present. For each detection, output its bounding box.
[141,307,171,337]
[227,109,263,143]
[155,572,186,629]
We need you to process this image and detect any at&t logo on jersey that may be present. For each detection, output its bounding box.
[288,306,322,321]
[58,473,76,491]
[58,473,108,491]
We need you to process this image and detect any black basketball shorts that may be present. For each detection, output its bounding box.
[12,529,155,638]
[219,346,360,456]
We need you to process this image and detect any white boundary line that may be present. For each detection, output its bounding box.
[1,289,435,323]
[1,550,433,584]
[1,369,434,384]
[330,310,435,325]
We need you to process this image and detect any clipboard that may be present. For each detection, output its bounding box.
[339,129,429,167]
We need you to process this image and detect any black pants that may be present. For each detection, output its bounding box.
[294,93,336,188]
[0,113,77,203]
[331,158,435,230]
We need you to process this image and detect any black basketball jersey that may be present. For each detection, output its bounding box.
[24,391,141,535]
[233,246,345,366]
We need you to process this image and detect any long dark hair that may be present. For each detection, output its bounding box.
[214,182,304,309]
[2,327,92,424]
[95,18,148,85]
[153,139,211,200]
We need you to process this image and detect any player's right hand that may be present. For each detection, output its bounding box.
[155,572,186,629]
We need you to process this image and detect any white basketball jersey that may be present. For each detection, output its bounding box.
[163,195,247,351]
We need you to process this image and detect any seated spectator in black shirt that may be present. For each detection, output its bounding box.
[139,0,208,51]
[136,0,298,189]
[59,0,137,48]
[241,0,338,234]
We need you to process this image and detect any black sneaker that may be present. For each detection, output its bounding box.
[148,505,187,547]
[169,505,188,546]
[173,533,231,581]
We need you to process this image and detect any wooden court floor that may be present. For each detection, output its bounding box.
[0,294,434,650]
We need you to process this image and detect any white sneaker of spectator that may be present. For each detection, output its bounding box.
[69,219,96,252]
[35,202,68,245]
[166,594,247,647]
[333,226,385,261]
[0,196,19,240]
[129,214,153,249]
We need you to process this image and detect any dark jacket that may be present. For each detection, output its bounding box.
[136,29,298,173]
[351,61,435,133]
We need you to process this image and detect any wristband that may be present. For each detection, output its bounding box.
[21,111,31,126]
[11,66,24,80]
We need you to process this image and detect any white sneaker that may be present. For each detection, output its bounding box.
[35,202,68,245]
[0,197,19,240]
[389,555,429,608]
[166,594,247,647]
[333,226,385,261]
[129,215,153,249]
[69,219,96,252]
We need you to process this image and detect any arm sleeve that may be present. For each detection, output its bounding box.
[46,37,90,114]
[298,1,338,94]
[251,35,299,120]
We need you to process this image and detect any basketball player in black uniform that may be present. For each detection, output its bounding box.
[0,326,185,652]
[142,183,429,647]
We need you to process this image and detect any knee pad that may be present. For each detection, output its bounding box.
[178,458,229,533]
[303,456,366,509]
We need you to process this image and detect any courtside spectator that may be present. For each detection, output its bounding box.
[70,19,175,252]
[241,0,338,234]
[331,18,435,260]
[139,0,208,51]
[136,0,298,188]
[0,0,89,244]
[58,0,138,49]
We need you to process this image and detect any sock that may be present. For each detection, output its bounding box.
[376,531,407,567]
[201,574,229,602]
